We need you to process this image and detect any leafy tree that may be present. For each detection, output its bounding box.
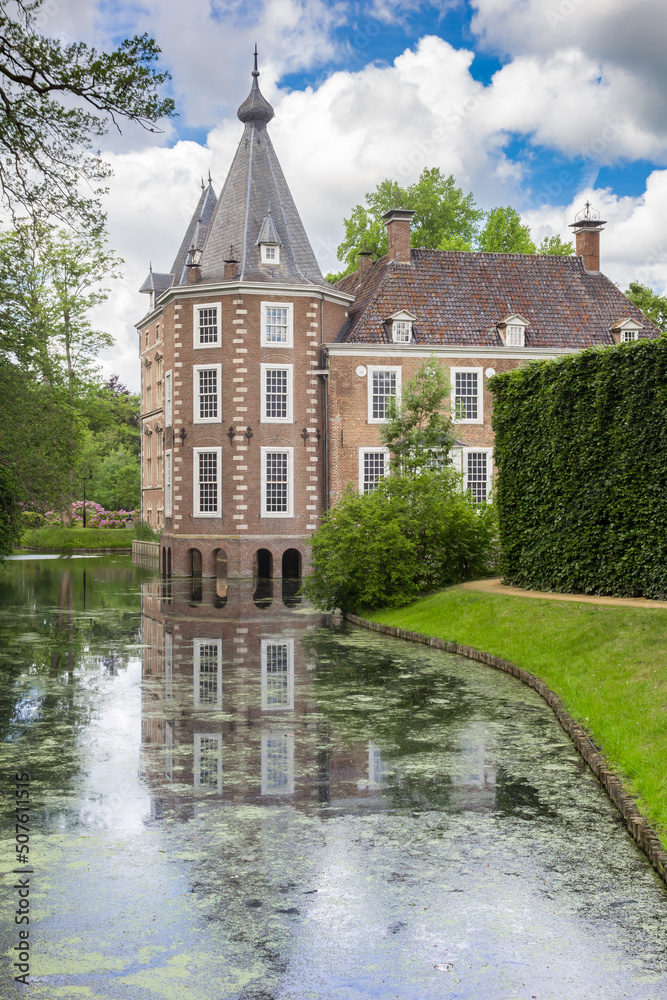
[303,471,497,613]
[478,206,536,254]
[329,169,482,281]
[0,0,174,227]
[380,357,456,474]
[537,234,573,256]
[0,358,84,552]
[625,282,667,334]
[0,221,121,388]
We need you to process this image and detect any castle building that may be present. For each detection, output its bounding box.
[138,57,658,580]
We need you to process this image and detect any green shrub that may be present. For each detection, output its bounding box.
[133,519,160,541]
[303,469,497,613]
[489,338,667,598]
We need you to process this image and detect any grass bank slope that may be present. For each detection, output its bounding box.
[367,587,667,848]
[21,526,135,550]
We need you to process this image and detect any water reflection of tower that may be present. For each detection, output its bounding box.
[140,577,381,820]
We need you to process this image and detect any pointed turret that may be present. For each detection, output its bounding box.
[200,50,325,286]
[169,176,218,285]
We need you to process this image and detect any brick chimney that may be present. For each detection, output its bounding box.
[568,202,607,272]
[357,245,373,282]
[382,208,415,264]
[223,245,239,280]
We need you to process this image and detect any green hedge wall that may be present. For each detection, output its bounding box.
[489,339,667,598]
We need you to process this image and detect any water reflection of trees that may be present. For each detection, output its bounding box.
[0,558,148,816]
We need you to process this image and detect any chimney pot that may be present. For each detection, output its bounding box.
[382,208,415,264]
[568,205,607,272]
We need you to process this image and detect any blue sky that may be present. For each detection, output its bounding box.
[47,0,667,387]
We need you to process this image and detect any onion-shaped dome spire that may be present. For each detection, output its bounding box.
[237,45,274,125]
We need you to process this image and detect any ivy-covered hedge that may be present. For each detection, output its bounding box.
[489,339,667,598]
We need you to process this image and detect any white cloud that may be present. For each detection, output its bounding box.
[471,0,667,140]
[74,23,667,389]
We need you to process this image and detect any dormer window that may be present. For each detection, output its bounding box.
[497,313,529,347]
[261,243,280,264]
[387,309,417,343]
[257,209,281,266]
[611,318,642,344]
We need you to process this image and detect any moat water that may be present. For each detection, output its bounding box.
[0,555,665,999]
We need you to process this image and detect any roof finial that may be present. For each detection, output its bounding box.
[208,169,212,184]
[237,47,274,124]
[201,177,205,190]
[149,261,152,272]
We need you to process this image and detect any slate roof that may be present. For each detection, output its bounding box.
[335,250,660,347]
[139,180,217,297]
[139,267,174,295]
[169,180,218,285]
[199,62,326,287]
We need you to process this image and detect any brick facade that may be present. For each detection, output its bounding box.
[140,285,348,577]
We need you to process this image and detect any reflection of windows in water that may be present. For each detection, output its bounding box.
[368,741,389,786]
[261,732,294,795]
[261,639,294,710]
[194,733,222,793]
[165,721,173,782]
[165,632,173,700]
[193,639,222,709]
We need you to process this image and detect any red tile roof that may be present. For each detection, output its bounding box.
[334,250,659,347]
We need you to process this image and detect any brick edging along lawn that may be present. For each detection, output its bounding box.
[345,599,667,888]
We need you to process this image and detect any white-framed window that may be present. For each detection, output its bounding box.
[261,639,294,710]
[620,329,639,343]
[505,324,525,347]
[463,448,492,504]
[451,367,483,424]
[261,447,293,518]
[164,449,172,517]
[193,638,222,710]
[193,302,221,348]
[261,730,295,795]
[194,733,222,793]
[165,721,173,782]
[261,363,293,423]
[193,447,222,517]
[368,366,401,423]
[392,320,412,343]
[261,244,280,264]
[193,364,221,423]
[261,301,293,347]
[165,632,173,701]
[358,447,389,492]
[164,370,172,426]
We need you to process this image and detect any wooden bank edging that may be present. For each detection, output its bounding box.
[345,612,667,887]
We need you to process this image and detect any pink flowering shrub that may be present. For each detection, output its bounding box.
[24,503,139,529]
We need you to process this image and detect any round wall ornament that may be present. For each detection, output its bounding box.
[356,365,367,377]
[485,367,496,378]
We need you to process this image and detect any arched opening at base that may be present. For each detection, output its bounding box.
[282,548,302,607]
[214,548,228,608]
[189,548,202,605]
[253,548,273,608]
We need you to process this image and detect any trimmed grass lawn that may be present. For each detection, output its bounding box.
[368,587,667,848]
[20,526,135,550]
